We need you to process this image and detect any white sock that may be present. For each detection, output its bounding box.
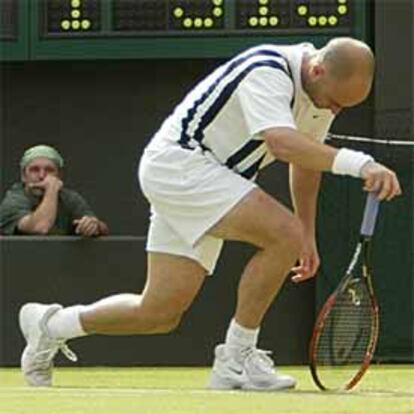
[47,305,87,340]
[225,319,260,350]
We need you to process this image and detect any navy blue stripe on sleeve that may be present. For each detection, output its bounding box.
[178,48,291,149]
[193,60,289,145]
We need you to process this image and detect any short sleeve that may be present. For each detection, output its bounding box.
[0,188,32,235]
[236,66,297,136]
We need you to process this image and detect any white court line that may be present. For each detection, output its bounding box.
[0,387,412,398]
[1,387,230,395]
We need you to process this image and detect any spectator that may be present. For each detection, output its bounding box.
[0,144,108,236]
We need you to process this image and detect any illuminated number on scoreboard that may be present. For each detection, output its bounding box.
[236,0,285,29]
[44,0,355,36]
[60,0,91,31]
[235,0,351,31]
[113,0,225,32]
[47,0,100,33]
[171,0,224,30]
[295,0,350,28]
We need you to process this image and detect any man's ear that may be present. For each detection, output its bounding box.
[311,62,325,79]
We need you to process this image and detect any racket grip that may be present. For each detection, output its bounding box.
[360,192,380,236]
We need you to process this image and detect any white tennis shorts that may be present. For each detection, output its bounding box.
[138,144,256,274]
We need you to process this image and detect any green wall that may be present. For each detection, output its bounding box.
[317,142,413,361]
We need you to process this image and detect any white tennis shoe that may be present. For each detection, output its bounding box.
[19,303,77,387]
[209,344,296,391]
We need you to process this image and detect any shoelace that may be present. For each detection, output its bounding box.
[30,341,78,368]
[57,341,78,362]
[37,305,78,364]
[243,348,275,374]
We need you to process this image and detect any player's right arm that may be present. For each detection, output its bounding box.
[18,175,62,234]
[261,127,402,200]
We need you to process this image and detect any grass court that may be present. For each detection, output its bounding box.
[1,365,413,414]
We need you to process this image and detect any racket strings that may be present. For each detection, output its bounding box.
[316,282,374,367]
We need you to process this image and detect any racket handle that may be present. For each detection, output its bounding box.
[360,192,380,237]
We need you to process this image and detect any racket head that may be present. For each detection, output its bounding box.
[309,247,380,391]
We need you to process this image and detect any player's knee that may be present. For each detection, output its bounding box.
[151,313,182,334]
[138,304,184,334]
[284,217,303,251]
[160,315,182,333]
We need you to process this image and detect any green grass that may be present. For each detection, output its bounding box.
[0,365,413,414]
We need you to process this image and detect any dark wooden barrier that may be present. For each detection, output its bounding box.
[0,236,315,367]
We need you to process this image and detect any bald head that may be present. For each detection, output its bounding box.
[303,38,375,112]
[320,37,375,82]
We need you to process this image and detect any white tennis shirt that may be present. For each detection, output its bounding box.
[150,43,335,180]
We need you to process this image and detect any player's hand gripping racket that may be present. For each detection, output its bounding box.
[309,192,380,391]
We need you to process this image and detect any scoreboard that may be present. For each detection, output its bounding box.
[1,0,368,60]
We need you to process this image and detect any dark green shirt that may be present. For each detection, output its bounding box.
[0,183,96,235]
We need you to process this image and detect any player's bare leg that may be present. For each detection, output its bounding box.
[208,187,302,390]
[80,253,206,334]
[210,188,302,327]
[19,253,206,386]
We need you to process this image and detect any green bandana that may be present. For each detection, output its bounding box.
[20,145,64,171]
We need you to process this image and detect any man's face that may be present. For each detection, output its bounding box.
[307,65,372,115]
[22,157,59,195]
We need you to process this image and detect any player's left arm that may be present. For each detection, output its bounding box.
[289,163,321,282]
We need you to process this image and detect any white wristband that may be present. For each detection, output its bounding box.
[331,148,374,178]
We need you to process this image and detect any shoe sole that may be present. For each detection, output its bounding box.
[209,379,296,392]
[208,370,296,392]
[241,380,296,391]
[208,374,244,390]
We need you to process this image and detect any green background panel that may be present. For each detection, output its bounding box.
[1,0,368,61]
[0,0,29,61]
[317,143,414,362]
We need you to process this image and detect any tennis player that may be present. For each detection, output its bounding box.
[19,37,401,390]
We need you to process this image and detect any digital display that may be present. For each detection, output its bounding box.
[43,0,354,36]
[1,0,367,60]
[46,0,101,32]
[112,0,226,32]
[235,0,351,30]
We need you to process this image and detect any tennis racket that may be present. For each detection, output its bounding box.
[309,192,380,391]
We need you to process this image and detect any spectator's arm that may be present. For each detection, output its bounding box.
[72,215,109,237]
[0,197,30,235]
[64,190,109,237]
[17,176,62,235]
